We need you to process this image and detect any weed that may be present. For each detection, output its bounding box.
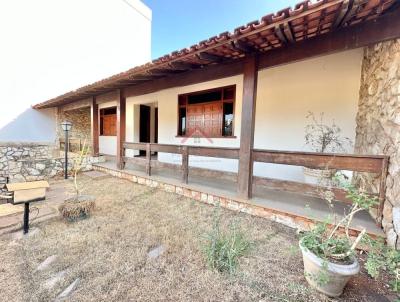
[202,205,252,274]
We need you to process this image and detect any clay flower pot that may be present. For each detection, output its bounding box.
[299,239,360,297]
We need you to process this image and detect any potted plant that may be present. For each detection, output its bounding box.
[299,173,400,297]
[304,112,352,185]
[59,140,95,221]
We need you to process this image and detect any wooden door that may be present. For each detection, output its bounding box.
[139,105,151,156]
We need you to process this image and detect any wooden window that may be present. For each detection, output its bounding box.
[100,107,117,136]
[177,85,235,138]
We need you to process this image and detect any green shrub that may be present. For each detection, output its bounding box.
[202,206,251,274]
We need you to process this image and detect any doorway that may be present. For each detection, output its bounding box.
[139,104,151,156]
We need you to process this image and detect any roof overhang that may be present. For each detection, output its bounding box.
[33,0,399,109]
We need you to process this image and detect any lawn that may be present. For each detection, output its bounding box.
[0,175,393,301]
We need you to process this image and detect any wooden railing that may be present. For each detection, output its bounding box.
[122,142,389,224]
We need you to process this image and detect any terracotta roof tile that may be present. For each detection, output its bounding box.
[33,0,398,109]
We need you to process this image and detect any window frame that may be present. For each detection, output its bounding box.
[99,106,117,136]
[176,85,236,138]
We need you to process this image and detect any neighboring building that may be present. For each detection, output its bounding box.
[5,1,400,246]
[0,0,151,143]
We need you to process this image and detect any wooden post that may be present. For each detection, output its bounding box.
[377,157,389,226]
[90,96,99,156]
[146,143,151,176]
[117,89,126,170]
[237,55,258,199]
[182,146,189,184]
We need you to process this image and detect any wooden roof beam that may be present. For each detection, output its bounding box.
[196,52,225,63]
[146,68,182,76]
[128,75,155,81]
[231,40,256,53]
[333,0,351,27]
[274,24,288,44]
[168,61,201,70]
[283,22,295,43]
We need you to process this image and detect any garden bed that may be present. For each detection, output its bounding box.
[0,175,395,301]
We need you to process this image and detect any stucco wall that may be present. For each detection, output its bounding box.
[0,108,56,143]
[254,49,363,181]
[123,49,363,181]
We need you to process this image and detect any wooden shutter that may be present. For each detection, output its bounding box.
[186,105,203,136]
[186,103,223,138]
[102,114,116,136]
[203,103,222,137]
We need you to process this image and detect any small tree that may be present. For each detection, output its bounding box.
[71,139,90,199]
[59,139,95,221]
[305,112,352,153]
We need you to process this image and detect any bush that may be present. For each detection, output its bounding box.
[202,206,251,274]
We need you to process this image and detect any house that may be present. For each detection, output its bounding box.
[26,0,400,246]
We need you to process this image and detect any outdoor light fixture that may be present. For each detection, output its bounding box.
[61,121,72,132]
[61,121,73,179]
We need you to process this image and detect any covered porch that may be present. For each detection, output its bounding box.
[34,1,400,242]
[92,142,387,237]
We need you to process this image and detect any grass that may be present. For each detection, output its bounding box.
[0,175,394,301]
[203,205,252,274]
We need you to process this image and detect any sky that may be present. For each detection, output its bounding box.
[143,0,299,59]
[0,0,299,131]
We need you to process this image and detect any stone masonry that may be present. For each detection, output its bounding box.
[354,39,400,248]
[0,142,104,185]
[56,107,92,150]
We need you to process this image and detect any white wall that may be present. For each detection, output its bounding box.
[0,108,56,142]
[98,101,117,156]
[124,49,363,181]
[253,49,363,181]
[0,0,151,142]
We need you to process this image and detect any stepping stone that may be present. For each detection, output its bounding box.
[43,270,66,290]
[82,171,109,180]
[36,255,57,271]
[55,278,80,301]
[148,245,165,259]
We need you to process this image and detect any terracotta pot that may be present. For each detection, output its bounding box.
[303,167,336,186]
[299,239,359,297]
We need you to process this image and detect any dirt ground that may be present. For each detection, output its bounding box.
[0,175,396,302]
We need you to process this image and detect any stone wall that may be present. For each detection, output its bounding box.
[56,107,92,149]
[0,142,104,184]
[354,39,400,247]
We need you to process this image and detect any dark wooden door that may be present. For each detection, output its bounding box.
[154,107,158,144]
[139,105,151,155]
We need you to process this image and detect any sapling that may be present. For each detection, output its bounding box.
[59,138,95,221]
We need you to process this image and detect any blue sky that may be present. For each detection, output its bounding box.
[143,0,300,59]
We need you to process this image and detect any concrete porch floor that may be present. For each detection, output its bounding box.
[94,159,384,237]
